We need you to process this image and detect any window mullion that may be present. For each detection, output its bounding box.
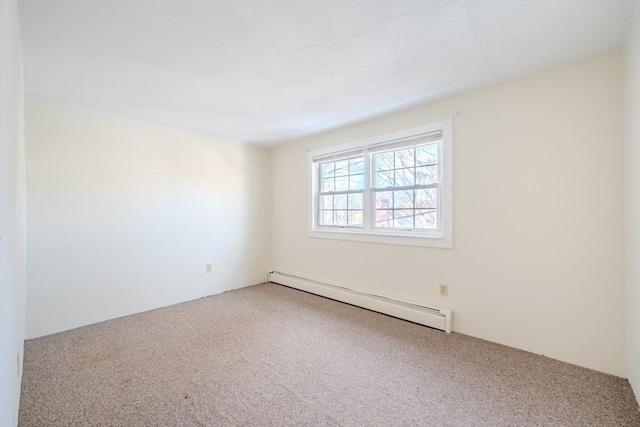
[318,189,363,196]
[371,183,438,192]
[413,189,416,228]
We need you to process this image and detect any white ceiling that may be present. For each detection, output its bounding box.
[18,0,639,144]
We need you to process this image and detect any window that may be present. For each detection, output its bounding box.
[318,155,365,228]
[309,119,453,248]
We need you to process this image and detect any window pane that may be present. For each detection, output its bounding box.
[415,165,437,185]
[393,190,413,209]
[334,194,347,209]
[395,149,415,168]
[416,143,438,165]
[335,210,348,226]
[349,174,364,191]
[394,209,414,228]
[375,209,393,227]
[349,158,364,174]
[375,191,393,209]
[335,160,349,176]
[320,210,334,225]
[348,193,363,210]
[375,186,394,226]
[415,209,437,229]
[321,178,334,192]
[395,168,415,187]
[320,162,335,178]
[415,188,437,209]
[335,176,349,191]
[348,210,363,226]
[376,152,394,171]
[320,195,333,209]
[375,170,394,188]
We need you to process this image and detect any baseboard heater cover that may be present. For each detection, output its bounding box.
[268,271,452,333]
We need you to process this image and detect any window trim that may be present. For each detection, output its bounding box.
[308,119,453,248]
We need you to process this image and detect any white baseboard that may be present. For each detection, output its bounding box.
[268,271,452,333]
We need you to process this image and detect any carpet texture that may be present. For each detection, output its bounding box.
[19,283,640,426]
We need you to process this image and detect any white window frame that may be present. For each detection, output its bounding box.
[308,119,453,248]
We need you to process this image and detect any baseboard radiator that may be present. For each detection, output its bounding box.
[268,271,452,333]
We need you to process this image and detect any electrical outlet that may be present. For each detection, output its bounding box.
[439,284,448,297]
[16,352,21,378]
[206,264,212,273]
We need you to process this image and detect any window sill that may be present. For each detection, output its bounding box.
[309,228,453,248]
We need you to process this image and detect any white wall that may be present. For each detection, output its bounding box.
[624,8,640,403]
[26,99,270,338]
[0,1,27,426]
[271,51,627,377]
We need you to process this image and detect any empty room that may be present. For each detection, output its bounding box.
[1,0,640,425]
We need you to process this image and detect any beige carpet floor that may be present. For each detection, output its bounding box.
[19,283,640,426]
